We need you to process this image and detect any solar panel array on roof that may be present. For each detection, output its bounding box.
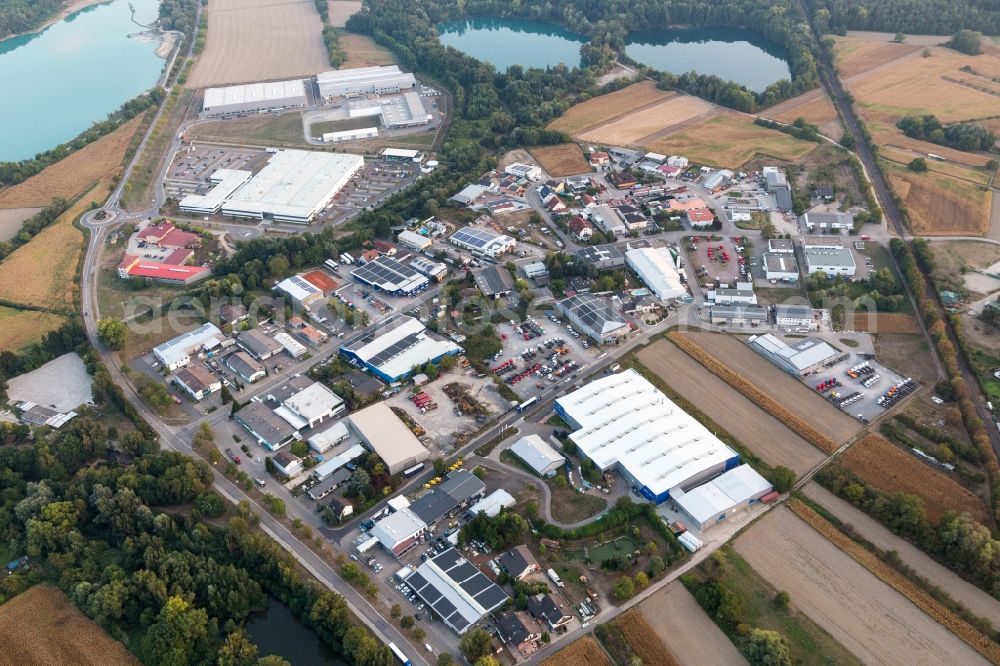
[366,332,422,367]
[352,256,428,294]
[558,293,627,338]
[407,547,509,634]
[451,227,502,249]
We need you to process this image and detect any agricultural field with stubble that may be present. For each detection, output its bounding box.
[547,80,674,136]
[646,112,818,167]
[0,307,67,351]
[0,179,110,312]
[638,582,745,666]
[528,144,591,177]
[886,161,992,236]
[0,115,143,209]
[838,434,989,523]
[736,507,989,666]
[0,585,140,666]
[613,609,681,666]
[187,0,329,87]
[541,635,612,666]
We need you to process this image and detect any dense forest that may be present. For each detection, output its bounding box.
[0,0,63,40]
[805,0,1000,36]
[0,356,395,664]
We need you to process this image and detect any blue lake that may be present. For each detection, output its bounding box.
[437,18,587,71]
[0,0,164,161]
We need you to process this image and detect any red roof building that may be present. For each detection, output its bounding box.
[590,151,610,166]
[372,239,397,256]
[569,216,593,240]
[163,248,195,265]
[686,207,716,227]
[136,221,200,249]
[658,165,682,177]
[118,256,210,284]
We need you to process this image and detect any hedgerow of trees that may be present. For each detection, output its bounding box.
[806,0,1000,36]
[897,114,996,152]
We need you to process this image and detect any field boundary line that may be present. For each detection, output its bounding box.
[566,91,680,137]
[666,331,838,453]
[787,498,1000,664]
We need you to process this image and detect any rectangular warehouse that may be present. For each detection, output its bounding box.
[404,548,510,634]
[555,370,739,504]
[202,79,307,117]
[316,65,417,99]
[556,293,629,344]
[339,315,461,382]
[409,469,485,525]
[749,334,839,375]
[348,402,429,474]
[449,227,516,258]
[674,464,773,530]
[509,435,565,477]
[351,255,429,296]
[221,150,364,224]
[625,247,686,300]
[153,322,223,371]
[179,169,252,214]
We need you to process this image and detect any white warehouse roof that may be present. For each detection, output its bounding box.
[349,402,429,473]
[370,507,427,550]
[221,150,364,223]
[509,435,566,476]
[308,421,349,453]
[675,464,772,528]
[340,315,460,382]
[179,168,252,214]
[466,489,515,518]
[153,322,223,369]
[202,79,306,111]
[555,370,738,502]
[749,334,838,375]
[312,443,366,480]
[625,247,686,300]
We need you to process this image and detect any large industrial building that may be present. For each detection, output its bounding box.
[625,247,686,300]
[575,244,625,271]
[804,244,857,277]
[674,464,773,531]
[316,65,416,99]
[555,293,629,344]
[201,79,307,117]
[555,370,740,504]
[749,334,839,375]
[221,150,364,223]
[370,507,427,556]
[179,169,253,215]
[339,315,461,382]
[347,92,429,128]
[409,469,485,525]
[449,227,516,258]
[348,402,429,474]
[508,435,565,477]
[153,323,224,371]
[403,548,509,634]
[351,256,429,296]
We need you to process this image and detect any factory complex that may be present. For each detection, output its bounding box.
[180,150,364,223]
[201,79,307,117]
[317,65,417,99]
[339,315,461,382]
[555,370,740,504]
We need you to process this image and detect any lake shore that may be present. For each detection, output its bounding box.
[0,0,111,44]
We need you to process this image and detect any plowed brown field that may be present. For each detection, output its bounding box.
[840,434,988,523]
[187,0,329,87]
[0,585,140,666]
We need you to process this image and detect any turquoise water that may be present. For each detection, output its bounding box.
[0,0,164,161]
[437,18,587,71]
[435,18,791,92]
[625,27,791,92]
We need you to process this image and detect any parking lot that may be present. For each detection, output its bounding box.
[166,145,267,194]
[804,351,912,422]
[684,234,747,287]
[317,159,420,225]
[492,314,601,399]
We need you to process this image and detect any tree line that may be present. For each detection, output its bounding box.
[0,89,165,186]
[896,114,996,153]
[0,0,63,40]
[806,0,1000,36]
[0,198,70,263]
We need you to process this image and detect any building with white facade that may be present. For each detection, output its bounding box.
[174,364,221,400]
[397,229,432,251]
[625,247,686,300]
[674,464,773,530]
[316,66,416,99]
[202,79,307,117]
[339,315,461,382]
[370,507,427,556]
[449,227,516,258]
[805,245,857,277]
[308,421,350,454]
[274,381,345,430]
[749,334,839,375]
[404,548,509,634]
[773,304,816,329]
[555,370,740,504]
[153,323,223,371]
[804,211,854,231]
[220,150,364,224]
[764,253,799,281]
[589,204,627,236]
[555,293,629,344]
[179,169,253,215]
[505,163,542,181]
[509,435,565,477]
[348,402,429,474]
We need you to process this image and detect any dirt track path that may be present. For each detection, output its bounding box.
[802,482,1000,629]
[736,507,989,666]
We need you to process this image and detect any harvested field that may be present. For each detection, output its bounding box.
[541,635,612,666]
[187,0,329,87]
[547,80,673,136]
[736,506,990,666]
[0,585,140,666]
[187,111,309,147]
[327,0,360,26]
[0,207,41,241]
[803,482,1000,629]
[833,38,922,79]
[872,333,939,382]
[528,144,591,177]
[0,307,67,351]
[850,311,919,333]
[766,90,841,139]
[880,139,991,169]
[646,112,817,168]
[614,609,681,666]
[576,95,716,146]
[0,115,143,209]
[338,32,398,69]
[636,341,825,475]
[0,180,105,311]
[639,581,745,666]
[932,240,1000,277]
[681,332,861,443]
[886,162,991,236]
[787,498,1000,663]
[840,434,988,523]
